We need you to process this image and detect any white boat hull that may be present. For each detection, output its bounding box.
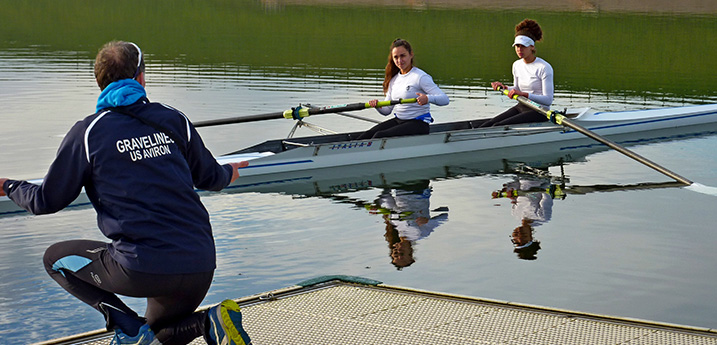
[3,104,717,216]
[219,104,717,177]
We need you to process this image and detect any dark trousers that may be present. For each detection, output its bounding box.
[479,104,548,127]
[356,117,429,139]
[44,240,213,345]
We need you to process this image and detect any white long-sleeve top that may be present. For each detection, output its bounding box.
[507,179,553,226]
[378,187,448,242]
[376,67,449,121]
[510,57,554,106]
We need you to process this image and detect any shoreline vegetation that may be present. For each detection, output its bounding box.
[1,0,715,101]
[260,0,717,15]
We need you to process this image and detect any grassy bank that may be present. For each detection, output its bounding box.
[1,0,715,100]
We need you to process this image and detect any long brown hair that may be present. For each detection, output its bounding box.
[382,38,413,94]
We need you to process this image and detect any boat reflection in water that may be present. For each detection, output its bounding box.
[225,143,691,266]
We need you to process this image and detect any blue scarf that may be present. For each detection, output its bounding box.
[96,79,147,112]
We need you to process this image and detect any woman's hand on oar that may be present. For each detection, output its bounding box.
[490,81,505,91]
[492,83,527,99]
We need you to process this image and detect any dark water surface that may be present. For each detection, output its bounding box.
[1,2,716,344]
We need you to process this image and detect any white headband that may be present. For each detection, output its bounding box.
[513,35,535,47]
[128,42,143,78]
[514,240,534,249]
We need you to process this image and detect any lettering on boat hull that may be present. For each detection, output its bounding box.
[328,141,373,150]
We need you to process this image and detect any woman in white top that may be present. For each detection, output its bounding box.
[483,19,554,127]
[357,38,449,139]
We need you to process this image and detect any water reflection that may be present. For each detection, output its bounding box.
[371,181,448,268]
[492,177,558,260]
[489,172,689,260]
[321,180,448,268]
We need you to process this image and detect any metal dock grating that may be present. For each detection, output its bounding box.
[35,276,717,345]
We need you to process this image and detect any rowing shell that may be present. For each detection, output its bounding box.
[3,103,717,216]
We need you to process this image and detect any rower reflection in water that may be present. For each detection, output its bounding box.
[511,219,542,260]
[493,178,559,260]
[366,180,448,268]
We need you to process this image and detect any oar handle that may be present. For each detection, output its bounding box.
[491,185,566,199]
[371,98,418,108]
[282,98,418,120]
[495,86,565,124]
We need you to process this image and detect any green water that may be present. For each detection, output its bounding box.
[2,0,715,101]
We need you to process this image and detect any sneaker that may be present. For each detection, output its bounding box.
[206,299,251,345]
[110,324,159,345]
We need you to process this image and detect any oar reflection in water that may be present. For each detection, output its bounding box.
[490,176,690,260]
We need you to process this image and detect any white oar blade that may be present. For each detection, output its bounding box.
[685,183,717,197]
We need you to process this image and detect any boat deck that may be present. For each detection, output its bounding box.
[35,276,717,345]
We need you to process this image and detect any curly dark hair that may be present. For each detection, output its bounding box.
[514,241,541,260]
[515,19,543,42]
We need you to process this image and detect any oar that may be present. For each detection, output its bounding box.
[495,87,693,185]
[491,181,688,199]
[194,98,417,128]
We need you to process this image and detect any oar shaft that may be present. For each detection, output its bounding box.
[194,112,285,127]
[498,88,693,185]
[562,118,692,184]
[193,98,417,128]
[286,98,417,119]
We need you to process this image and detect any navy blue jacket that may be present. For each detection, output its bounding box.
[3,98,232,274]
